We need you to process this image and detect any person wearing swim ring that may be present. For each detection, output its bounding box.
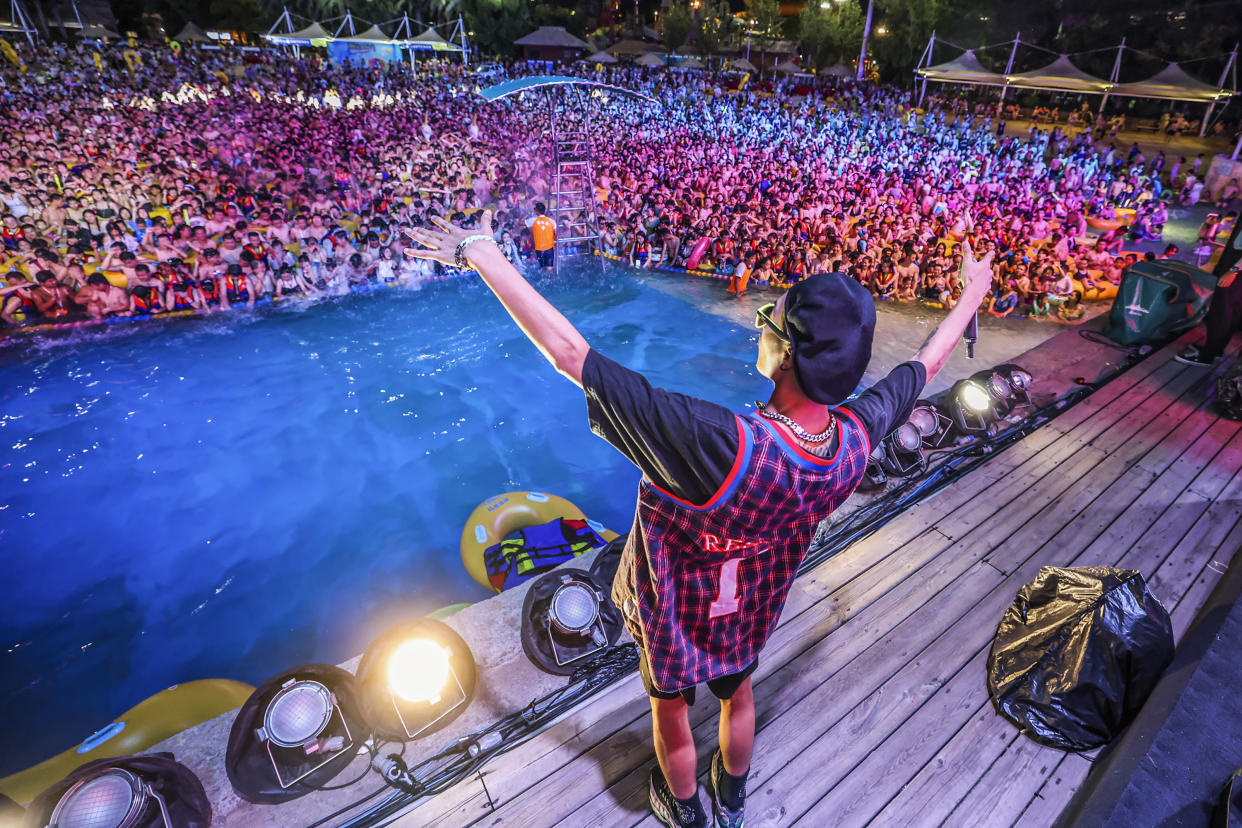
[405,210,996,828]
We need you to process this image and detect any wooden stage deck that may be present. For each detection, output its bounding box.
[398,333,1242,828]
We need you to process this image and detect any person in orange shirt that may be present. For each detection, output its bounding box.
[526,202,557,271]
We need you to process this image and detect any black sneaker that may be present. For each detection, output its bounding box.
[649,768,708,828]
[709,750,746,828]
[1173,346,1215,367]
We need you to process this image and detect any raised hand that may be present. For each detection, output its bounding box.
[403,209,496,268]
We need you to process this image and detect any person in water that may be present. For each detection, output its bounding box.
[405,211,995,828]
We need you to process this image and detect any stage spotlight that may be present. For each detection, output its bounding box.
[356,619,476,741]
[27,755,211,828]
[226,665,368,804]
[908,401,954,449]
[522,570,624,676]
[943,378,995,436]
[995,363,1034,404]
[875,420,927,477]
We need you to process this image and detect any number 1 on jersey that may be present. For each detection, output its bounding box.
[708,558,741,619]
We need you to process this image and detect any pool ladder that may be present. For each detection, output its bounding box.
[547,87,604,274]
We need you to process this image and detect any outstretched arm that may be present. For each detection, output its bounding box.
[914,219,995,382]
[405,211,590,386]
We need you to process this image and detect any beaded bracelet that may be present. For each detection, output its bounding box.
[454,235,497,270]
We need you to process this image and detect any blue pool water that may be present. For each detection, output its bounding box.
[0,265,770,775]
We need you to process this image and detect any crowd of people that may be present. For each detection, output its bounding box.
[0,38,1233,330]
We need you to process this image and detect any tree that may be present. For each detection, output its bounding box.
[663,0,692,53]
[460,0,531,56]
[747,0,782,67]
[796,0,862,70]
[695,0,737,59]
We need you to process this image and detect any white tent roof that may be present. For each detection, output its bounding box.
[341,24,392,43]
[774,60,801,73]
[514,26,590,51]
[1006,54,1109,93]
[582,50,618,64]
[635,53,664,67]
[916,49,1006,86]
[173,22,212,43]
[80,23,121,40]
[266,22,332,44]
[673,56,705,70]
[822,63,852,77]
[729,57,756,72]
[608,39,659,56]
[1110,62,1232,102]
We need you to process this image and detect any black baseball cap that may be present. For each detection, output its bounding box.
[783,273,875,405]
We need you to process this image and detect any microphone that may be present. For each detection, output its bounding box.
[964,311,978,359]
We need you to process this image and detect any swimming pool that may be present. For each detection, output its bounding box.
[0,264,1059,776]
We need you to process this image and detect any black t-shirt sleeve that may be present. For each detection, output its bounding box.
[582,349,739,505]
[840,361,928,447]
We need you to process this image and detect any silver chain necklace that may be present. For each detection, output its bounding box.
[756,403,837,443]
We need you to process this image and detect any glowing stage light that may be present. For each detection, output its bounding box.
[387,639,453,704]
[960,381,993,413]
[357,619,476,741]
[31,756,211,828]
[49,768,164,828]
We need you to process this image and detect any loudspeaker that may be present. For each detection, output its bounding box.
[1104,260,1218,345]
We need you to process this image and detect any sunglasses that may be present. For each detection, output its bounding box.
[754,302,790,343]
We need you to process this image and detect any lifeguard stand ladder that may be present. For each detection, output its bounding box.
[477,75,658,274]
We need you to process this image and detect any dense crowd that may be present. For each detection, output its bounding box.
[0,40,1234,329]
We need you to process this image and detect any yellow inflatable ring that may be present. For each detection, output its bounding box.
[460,491,618,593]
[0,678,253,804]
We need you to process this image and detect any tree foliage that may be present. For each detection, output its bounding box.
[747,0,782,48]
[695,0,737,58]
[796,0,863,69]
[663,0,692,53]
[460,0,531,56]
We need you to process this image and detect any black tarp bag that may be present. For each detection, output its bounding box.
[987,566,1174,751]
[1213,765,1242,828]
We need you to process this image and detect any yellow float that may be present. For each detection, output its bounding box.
[0,678,253,805]
[460,491,618,593]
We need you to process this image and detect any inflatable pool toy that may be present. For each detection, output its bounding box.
[461,491,618,593]
[0,678,253,805]
[428,602,472,619]
[1086,217,1125,231]
[685,237,711,270]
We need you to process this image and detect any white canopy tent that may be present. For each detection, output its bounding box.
[581,50,618,64]
[916,49,1007,87]
[1005,54,1109,94]
[265,21,331,45]
[1109,62,1233,103]
[729,57,756,73]
[635,53,664,67]
[821,63,853,78]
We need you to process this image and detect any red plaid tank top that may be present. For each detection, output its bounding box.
[611,407,871,693]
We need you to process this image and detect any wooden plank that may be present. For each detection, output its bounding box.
[1169,516,1242,640]
[942,733,1067,828]
[792,649,991,826]
[1013,754,1094,828]
[869,702,1013,828]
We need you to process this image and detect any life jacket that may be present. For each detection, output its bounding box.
[225,273,249,299]
[243,243,268,261]
[171,285,196,309]
[482,518,607,592]
[131,284,160,313]
[198,278,220,303]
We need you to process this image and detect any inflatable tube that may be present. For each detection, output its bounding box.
[1086,217,1125,231]
[460,491,618,593]
[0,678,253,805]
[427,602,472,619]
[685,237,711,271]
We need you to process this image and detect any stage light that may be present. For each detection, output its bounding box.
[387,639,452,704]
[908,401,954,448]
[995,363,1034,404]
[942,378,995,436]
[27,756,211,828]
[960,380,992,413]
[522,570,624,676]
[226,665,368,803]
[875,420,927,478]
[356,619,476,741]
[49,768,168,828]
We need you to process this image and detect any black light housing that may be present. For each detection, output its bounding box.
[521,570,624,676]
[226,664,368,804]
[994,363,1034,405]
[356,618,476,741]
[27,755,212,828]
[875,419,928,478]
